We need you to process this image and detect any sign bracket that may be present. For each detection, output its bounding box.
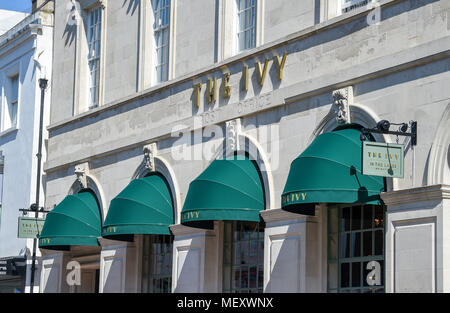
[360,121,417,146]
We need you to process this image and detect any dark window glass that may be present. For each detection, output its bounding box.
[141,234,173,293]
[351,206,361,230]
[223,221,264,293]
[342,207,351,231]
[328,205,385,293]
[340,263,350,288]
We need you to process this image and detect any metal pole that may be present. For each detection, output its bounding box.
[29,78,48,294]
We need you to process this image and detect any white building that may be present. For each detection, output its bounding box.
[39,0,449,293]
[0,1,53,293]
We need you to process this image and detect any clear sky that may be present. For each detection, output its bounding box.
[0,0,32,13]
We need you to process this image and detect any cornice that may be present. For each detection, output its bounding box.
[380,184,450,207]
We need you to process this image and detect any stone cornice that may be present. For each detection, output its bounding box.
[43,35,450,173]
[380,184,450,207]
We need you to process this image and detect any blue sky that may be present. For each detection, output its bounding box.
[0,0,32,13]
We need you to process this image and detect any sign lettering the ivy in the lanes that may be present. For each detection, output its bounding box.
[362,141,404,178]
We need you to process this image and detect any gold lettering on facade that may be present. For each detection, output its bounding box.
[255,59,269,87]
[194,83,202,108]
[207,78,217,104]
[302,193,306,200]
[273,52,287,80]
[223,73,231,98]
[242,65,249,91]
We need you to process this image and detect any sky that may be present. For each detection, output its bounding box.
[0,0,32,13]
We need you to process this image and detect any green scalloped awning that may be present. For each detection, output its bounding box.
[39,191,101,250]
[181,155,265,229]
[102,174,174,240]
[281,127,385,215]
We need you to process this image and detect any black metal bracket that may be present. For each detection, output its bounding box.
[360,121,417,146]
[19,203,51,215]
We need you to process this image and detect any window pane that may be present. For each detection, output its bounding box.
[340,263,350,288]
[374,230,383,256]
[363,231,372,257]
[351,206,361,230]
[351,262,361,287]
[341,207,351,231]
[363,205,373,229]
[374,206,384,228]
[340,233,351,258]
[351,232,361,257]
[11,75,19,101]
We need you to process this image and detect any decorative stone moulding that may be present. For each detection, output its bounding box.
[332,86,353,125]
[225,118,242,154]
[74,162,90,189]
[143,143,157,172]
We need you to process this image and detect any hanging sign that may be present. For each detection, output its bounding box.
[17,217,45,238]
[362,141,404,178]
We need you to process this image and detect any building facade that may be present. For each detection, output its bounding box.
[40,0,450,293]
[0,3,53,293]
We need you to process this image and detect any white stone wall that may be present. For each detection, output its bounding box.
[42,0,450,293]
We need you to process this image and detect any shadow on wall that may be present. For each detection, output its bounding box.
[122,0,140,16]
[173,247,201,293]
[265,223,311,293]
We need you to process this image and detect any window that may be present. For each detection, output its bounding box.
[152,0,170,83]
[328,205,385,293]
[236,0,256,52]
[223,221,264,293]
[141,234,173,293]
[2,74,19,131]
[87,6,102,109]
[341,0,372,13]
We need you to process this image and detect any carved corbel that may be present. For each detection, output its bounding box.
[332,86,353,125]
[143,143,157,172]
[225,118,242,154]
[74,162,89,189]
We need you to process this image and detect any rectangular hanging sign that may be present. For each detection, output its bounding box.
[362,141,404,178]
[17,217,45,239]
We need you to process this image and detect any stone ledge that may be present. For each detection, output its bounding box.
[380,184,450,207]
[170,224,215,237]
[260,208,316,224]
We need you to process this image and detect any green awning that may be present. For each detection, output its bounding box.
[102,174,174,240]
[282,126,385,215]
[39,191,101,250]
[181,155,265,229]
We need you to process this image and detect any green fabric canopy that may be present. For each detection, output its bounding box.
[181,155,265,229]
[39,191,102,250]
[102,174,174,240]
[282,127,385,215]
